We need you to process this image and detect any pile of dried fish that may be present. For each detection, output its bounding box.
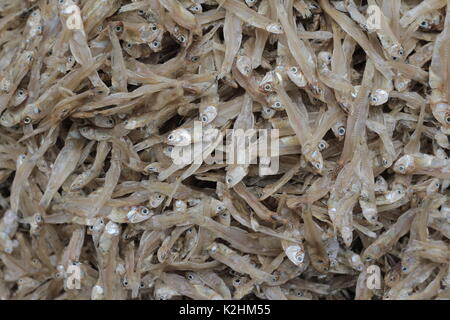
[0,0,449,300]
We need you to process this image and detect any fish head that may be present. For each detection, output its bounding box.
[303,144,323,174]
[236,55,252,77]
[0,110,19,127]
[310,255,330,273]
[393,154,415,174]
[225,166,247,188]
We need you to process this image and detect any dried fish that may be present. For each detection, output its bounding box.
[0,0,448,301]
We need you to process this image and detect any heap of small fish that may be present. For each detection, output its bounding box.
[0,0,449,300]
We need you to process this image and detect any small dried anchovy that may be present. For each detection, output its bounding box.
[0,0,449,301]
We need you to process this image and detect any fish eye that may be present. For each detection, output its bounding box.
[23,116,32,124]
[264,84,272,91]
[273,102,282,108]
[189,5,201,12]
[150,24,158,31]
[398,49,404,56]
[318,142,326,150]
[139,282,145,288]
[401,266,408,272]
[168,134,175,141]
[58,0,65,4]
[290,66,298,74]
[126,43,132,48]
[398,165,405,172]
[190,56,199,62]
[17,90,24,96]
[115,25,123,32]
[141,207,150,215]
[263,107,275,116]
[371,96,378,102]
[178,35,186,43]
[187,274,194,280]
[122,279,128,287]
[445,115,450,124]
[337,126,346,136]
[382,159,388,166]
[420,21,429,27]
[151,40,160,48]
[138,10,145,15]
[201,115,209,122]
[296,291,303,297]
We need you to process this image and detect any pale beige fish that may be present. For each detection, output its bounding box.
[70,141,111,191]
[275,80,323,173]
[363,208,418,261]
[39,127,84,209]
[158,0,200,32]
[393,153,450,179]
[207,242,276,283]
[219,10,242,78]
[220,0,283,34]
[318,0,392,80]
[88,146,122,218]
[109,26,128,92]
[301,205,330,273]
